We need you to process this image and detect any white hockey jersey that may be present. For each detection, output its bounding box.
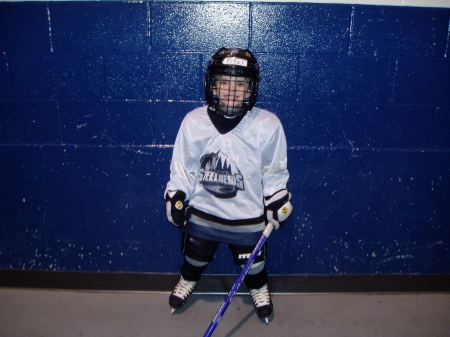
[165,105,289,244]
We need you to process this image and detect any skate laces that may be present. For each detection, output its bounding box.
[172,276,197,300]
[249,284,271,307]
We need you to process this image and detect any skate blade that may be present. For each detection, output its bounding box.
[264,317,269,325]
[171,308,176,315]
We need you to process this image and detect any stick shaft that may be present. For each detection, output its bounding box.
[202,223,274,337]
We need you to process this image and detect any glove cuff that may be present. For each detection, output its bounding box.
[166,190,186,202]
[264,189,289,207]
[264,189,292,229]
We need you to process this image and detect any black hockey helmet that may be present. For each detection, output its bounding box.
[205,47,259,118]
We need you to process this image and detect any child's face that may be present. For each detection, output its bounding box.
[213,75,251,115]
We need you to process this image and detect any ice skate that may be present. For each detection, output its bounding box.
[249,283,273,324]
[169,276,197,313]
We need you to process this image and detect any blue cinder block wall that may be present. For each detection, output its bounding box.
[0,1,449,275]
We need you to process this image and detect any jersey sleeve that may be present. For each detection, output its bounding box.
[164,116,198,199]
[261,118,289,197]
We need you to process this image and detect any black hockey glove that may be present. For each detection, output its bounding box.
[165,190,189,228]
[264,189,293,230]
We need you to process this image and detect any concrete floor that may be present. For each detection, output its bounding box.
[0,288,449,337]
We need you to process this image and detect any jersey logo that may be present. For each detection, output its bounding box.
[199,150,244,198]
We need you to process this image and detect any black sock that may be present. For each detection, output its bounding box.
[244,267,268,289]
[180,259,207,282]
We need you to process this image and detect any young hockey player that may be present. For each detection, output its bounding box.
[164,47,293,322]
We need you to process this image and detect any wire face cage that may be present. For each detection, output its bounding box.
[210,74,254,118]
[205,48,259,118]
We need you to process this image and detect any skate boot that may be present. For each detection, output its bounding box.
[169,276,197,313]
[249,283,273,324]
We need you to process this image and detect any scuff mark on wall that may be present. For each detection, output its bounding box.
[348,5,356,56]
[46,4,54,53]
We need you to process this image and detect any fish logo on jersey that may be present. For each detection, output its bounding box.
[199,150,244,198]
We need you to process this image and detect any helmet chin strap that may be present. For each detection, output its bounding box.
[217,106,244,119]
[223,114,236,119]
[216,98,251,119]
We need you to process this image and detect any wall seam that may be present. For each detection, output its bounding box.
[444,16,450,57]
[55,100,64,144]
[199,53,204,102]
[2,52,12,99]
[248,2,253,50]
[146,1,152,52]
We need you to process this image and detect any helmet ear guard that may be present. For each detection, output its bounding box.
[205,48,259,118]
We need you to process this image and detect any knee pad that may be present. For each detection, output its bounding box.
[229,243,266,266]
[182,234,219,263]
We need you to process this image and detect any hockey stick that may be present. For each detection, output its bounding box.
[202,222,275,337]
